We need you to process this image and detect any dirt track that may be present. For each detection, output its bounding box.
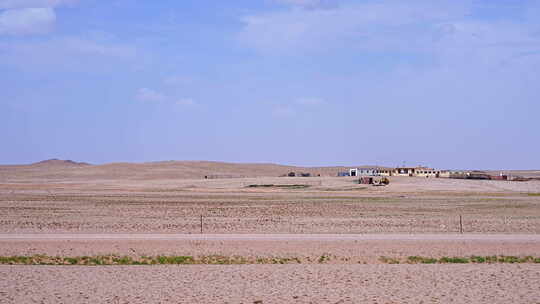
[1,233,539,241]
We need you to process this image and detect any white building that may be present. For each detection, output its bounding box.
[349,168,381,177]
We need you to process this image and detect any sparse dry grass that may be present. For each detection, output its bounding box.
[3,254,537,265]
[403,255,540,264]
[0,255,303,265]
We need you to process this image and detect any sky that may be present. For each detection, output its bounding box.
[1,0,539,169]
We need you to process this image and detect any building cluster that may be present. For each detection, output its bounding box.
[340,167,510,180]
[342,167,448,178]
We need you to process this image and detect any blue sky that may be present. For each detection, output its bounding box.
[1,0,539,169]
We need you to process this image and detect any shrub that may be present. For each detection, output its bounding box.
[439,257,470,263]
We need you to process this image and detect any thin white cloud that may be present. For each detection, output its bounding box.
[176,98,195,106]
[135,88,196,106]
[0,36,138,68]
[239,0,540,77]
[274,0,339,10]
[238,1,474,54]
[0,7,55,35]
[272,105,296,118]
[295,97,325,106]
[270,97,325,119]
[164,76,193,86]
[0,0,77,9]
[275,0,318,5]
[62,37,137,57]
[135,88,167,103]
[0,0,78,36]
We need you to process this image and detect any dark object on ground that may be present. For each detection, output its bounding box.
[247,184,310,189]
[467,172,491,180]
[373,177,390,186]
[374,177,390,186]
[449,173,467,179]
[359,177,373,185]
[359,177,389,186]
[511,176,532,182]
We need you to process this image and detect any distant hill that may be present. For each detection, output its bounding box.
[1,160,537,182]
[31,159,91,167]
[0,160,360,181]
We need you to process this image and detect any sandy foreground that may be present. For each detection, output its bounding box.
[1,235,539,303]
[1,264,539,304]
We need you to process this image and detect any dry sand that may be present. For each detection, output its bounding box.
[1,174,539,234]
[1,265,539,304]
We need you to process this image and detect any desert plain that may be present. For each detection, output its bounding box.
[0,160,539,303]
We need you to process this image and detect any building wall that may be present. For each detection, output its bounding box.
[438,171,451,178]
[415,168,440,177]
[347,167,446,178]
[359,169,380,176]
[379,170,393,176]
[394,168,415,176]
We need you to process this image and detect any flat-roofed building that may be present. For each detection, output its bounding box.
[393,167,416,176]
[349,167,394,176]
[415,167,441,177]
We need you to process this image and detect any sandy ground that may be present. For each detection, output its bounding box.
[1,176,539,234]
[1,264,539,304]
[1,162,539,303]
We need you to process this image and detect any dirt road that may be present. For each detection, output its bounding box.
[1,233,539,241]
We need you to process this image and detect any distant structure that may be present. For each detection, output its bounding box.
[342,166,510,181]
[393,167,417,177]
[338,166,514,181]
[357,168,379,176]
[348,167,393,177]
[343,166,447,178]
[205,174,246,179]
[284,172,314,177]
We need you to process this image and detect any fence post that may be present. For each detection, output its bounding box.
[459,215,463,234]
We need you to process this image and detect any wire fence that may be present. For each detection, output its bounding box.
[173,215,540,234]
[3,215,539,234]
